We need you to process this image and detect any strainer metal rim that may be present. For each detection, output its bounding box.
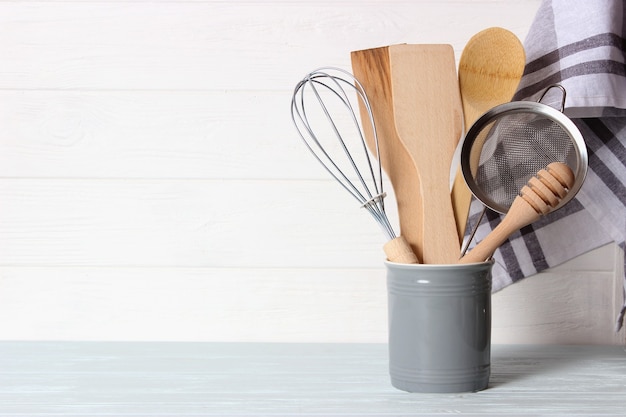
[460,100,588,214]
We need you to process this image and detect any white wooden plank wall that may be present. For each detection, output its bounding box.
[0,0,623,344]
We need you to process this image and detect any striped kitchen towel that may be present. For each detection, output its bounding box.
[465,0,626,329]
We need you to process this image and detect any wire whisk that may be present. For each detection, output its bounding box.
[290,67,418,263]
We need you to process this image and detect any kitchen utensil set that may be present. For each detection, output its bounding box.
[291,28,588,266]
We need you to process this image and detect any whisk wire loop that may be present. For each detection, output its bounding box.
[290,67,396,241]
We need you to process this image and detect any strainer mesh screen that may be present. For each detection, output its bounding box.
[470,112,577,211]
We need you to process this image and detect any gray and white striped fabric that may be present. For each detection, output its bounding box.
[465,0,626,329]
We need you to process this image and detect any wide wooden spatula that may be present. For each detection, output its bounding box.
[388,44,463,264]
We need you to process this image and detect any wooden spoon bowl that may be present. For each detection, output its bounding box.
[451,28,526,242]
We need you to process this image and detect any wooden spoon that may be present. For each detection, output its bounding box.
[351,46,422,263]
[388,44,463,264]
[451,27,526,243]
[458,163,574,264]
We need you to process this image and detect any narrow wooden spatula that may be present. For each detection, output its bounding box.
[351,47,423,263]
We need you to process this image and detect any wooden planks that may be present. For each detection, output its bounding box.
[0,342,625,416]
[0,247,621,343]
[2,0,623,345]
[0,91,317,179]
[0,268,389,342]
[0,2,541,90]
[0,179,395,267]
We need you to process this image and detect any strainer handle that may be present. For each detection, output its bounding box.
[538,84,567,112]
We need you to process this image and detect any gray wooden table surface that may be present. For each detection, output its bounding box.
[0,342,624,416]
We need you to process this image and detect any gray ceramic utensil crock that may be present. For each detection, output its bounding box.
[385,260,494,393]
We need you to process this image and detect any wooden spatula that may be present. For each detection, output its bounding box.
[387,44,463,264]
[351,47,423,263]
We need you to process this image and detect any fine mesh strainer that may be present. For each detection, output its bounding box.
[460,85,588,216]
[459,85,588,256]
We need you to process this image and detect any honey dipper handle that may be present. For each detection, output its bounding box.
[458,196,541,264]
